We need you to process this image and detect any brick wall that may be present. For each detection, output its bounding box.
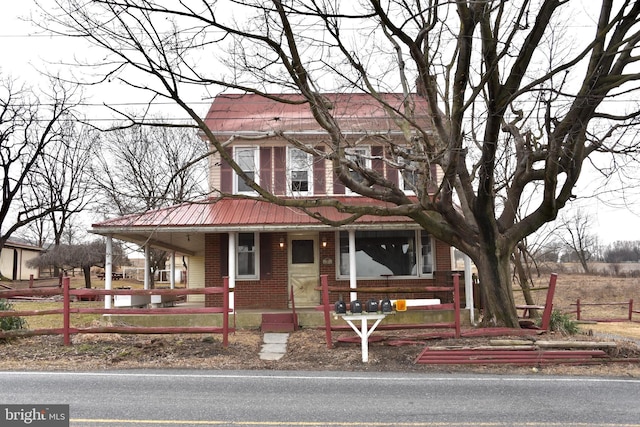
[205,232,289,309]
[205,230,462,309]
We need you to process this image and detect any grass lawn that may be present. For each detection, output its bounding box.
[9,301,105,330]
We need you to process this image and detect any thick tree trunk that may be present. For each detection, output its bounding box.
[475,252,520,328]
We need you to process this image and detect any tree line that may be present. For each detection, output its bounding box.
[538,240,640,265]
[1,75,209,286]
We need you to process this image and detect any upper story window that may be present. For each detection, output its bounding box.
[399,153,418,195]
[288,148,313,196]
[234,147,259,194]
[345,146,370,195]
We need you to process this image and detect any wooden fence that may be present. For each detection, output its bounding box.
[0,277,233,346]
[571,298,638,323]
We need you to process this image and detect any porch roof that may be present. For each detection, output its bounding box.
[90,197,418,256]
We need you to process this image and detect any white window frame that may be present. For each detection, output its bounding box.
[233,146,259,195]
[287,147,313,197]
[420,232,435,276]
[345,146,370,195]
[236,232,259,280]
[398,153,418,195]
[336,230,434,279]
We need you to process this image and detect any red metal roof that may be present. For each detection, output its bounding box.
[204,93,430,133]
[92,197,415,231]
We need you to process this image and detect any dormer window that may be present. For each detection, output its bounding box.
[288,148,313,196]
[234,147,259,194]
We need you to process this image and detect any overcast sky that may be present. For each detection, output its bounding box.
[2,1,639,245]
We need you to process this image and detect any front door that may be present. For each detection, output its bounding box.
[288,233,320,307]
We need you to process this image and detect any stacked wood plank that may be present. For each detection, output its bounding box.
[415,339,621,365]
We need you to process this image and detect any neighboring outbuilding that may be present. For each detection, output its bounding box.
[0,240,43,281]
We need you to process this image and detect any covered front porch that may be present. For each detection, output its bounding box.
[91,198,477,326]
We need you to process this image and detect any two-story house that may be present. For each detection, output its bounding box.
[91,93,465,316]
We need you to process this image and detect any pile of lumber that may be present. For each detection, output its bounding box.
[415,339,622,365]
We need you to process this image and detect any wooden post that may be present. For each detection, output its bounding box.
[453,273,461,338]
[540,273,557,331]
[222,277,229,348]
[576,298,581,321]
[29,274,34,288]
[320,274,332,349]
[290,285,298,331]
[629,299,634,322]
[63,277,71,346]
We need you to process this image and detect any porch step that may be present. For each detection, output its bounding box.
[261,313,296,333]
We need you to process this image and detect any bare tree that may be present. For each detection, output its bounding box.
[20,123,95,276]
[0,74,78,273]
[28,239,128,288]
[558,209,598,274]
[91,123,208,285]
[35,124,94,246]
[38,1,640,327]
[604,240,640,263]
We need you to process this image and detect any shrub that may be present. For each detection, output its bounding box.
[0,299,28,333]
[544,309,578,335]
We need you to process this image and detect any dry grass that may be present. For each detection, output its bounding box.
[518,273,640,336]
[585,322,640,340]
[10,301,104,330]
[2,273,639,375]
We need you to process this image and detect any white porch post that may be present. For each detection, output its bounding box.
[228,232,236,312]
[348,229,357,302]
[170,251,176,289]
[464,254,475,324]
[104,235,113,309]
[144,245,150,290]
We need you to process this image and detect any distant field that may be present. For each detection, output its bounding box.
[518,272,640,338]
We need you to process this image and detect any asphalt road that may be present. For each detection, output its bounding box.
[1,370,639,426]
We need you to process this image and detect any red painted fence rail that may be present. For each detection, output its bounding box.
[320,273,462,349]
[571,298,638,323]
[0,277,233,346]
